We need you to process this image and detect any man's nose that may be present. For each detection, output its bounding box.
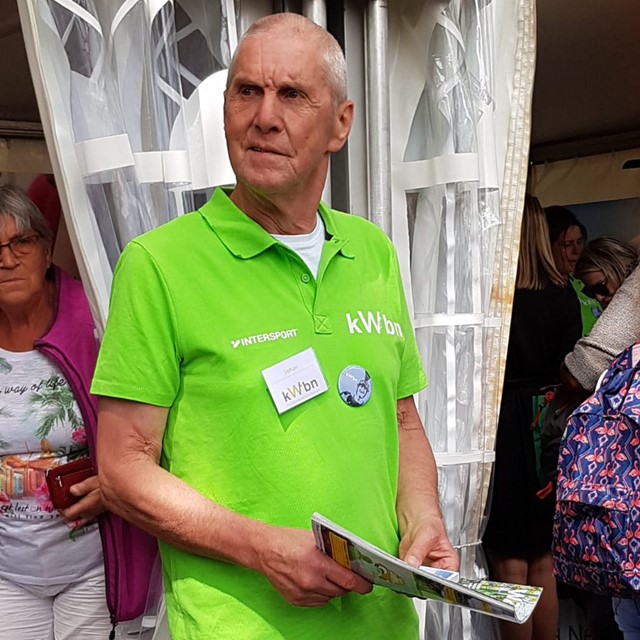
[253,93,282,132]
[0,245,18,267]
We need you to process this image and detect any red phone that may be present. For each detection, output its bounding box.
[45,458,94,510]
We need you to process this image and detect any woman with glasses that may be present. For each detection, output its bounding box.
[562,240,640,639]
[0,185,110,638]
[574,237,639,310]
[550,237,640,640]
[564,240,640,394]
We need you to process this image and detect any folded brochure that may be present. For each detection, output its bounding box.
[312,513,541,624]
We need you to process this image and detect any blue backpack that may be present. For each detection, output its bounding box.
[553,342,640,596]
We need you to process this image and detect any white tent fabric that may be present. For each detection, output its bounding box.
[531,149,640,207]
[389,1,535,637]
[18,1,536,638]
[19,0,235,331]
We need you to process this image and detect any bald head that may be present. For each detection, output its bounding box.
[227,13,347,107]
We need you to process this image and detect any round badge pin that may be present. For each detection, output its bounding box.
[338,365,372,407]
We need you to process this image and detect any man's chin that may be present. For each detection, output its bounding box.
[237,174,296,197]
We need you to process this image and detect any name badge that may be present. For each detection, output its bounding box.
[262,347,328,414]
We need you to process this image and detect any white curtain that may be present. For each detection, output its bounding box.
[388,1,535,637]
[19,1,536,638]
[18,0,236,331]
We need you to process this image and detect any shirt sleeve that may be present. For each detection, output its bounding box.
[91,241,181,407]
[388,241,428,399]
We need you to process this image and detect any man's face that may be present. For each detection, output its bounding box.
[224,31,352,199]
[551,225,584,276]
[355,382,368,403]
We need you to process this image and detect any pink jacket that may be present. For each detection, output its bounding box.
[35,268,161,628]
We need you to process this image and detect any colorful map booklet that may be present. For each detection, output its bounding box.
[311,513,542,624]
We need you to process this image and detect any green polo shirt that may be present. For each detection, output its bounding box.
[570,275,602,336]
[92,188,428,639]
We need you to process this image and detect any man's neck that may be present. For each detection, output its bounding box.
[229,184,322,235]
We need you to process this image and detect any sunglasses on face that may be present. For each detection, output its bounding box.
[582,279,610,299]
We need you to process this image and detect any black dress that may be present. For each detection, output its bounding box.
[483,283,582,558]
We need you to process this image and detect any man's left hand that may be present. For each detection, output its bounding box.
[398,512,459,571]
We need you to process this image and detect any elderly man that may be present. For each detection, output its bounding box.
[92,12,457,640]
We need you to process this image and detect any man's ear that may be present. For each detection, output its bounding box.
[328,100,354,153]
[222,89,229,132]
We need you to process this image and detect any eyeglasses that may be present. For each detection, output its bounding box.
[582,279,610,299]
[0,234,41,258]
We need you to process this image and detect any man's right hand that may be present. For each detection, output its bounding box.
[257,527,372,607]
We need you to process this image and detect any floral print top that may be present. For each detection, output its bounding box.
[0,347,101,586]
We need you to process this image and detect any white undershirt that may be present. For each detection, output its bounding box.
[272,213,325,279]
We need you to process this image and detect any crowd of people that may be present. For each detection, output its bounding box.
[0,11,638,640]
[483,196,640,640]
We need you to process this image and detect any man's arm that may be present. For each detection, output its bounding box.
[559,362,590,395]
[395,396,459,570]
[97,397,372,607]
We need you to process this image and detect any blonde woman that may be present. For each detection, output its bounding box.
[483,196,583,640]
[563,240,640,394]
[574,237,639,310]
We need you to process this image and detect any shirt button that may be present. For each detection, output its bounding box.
[301,273,310,283]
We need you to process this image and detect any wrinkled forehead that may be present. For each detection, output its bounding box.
[231,29,325,80]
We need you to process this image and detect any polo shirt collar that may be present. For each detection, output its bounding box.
[199,187,354,260]
[318,200,355,259]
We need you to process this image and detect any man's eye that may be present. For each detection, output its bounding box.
[240,86,256,96]
[284,89,300,99]
[13,237,33,247]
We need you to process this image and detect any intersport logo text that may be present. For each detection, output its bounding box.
[231,329,298,349]
[345,311,403,337]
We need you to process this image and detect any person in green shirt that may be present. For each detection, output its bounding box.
[545,205,601,336]
[91,12,458,639]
